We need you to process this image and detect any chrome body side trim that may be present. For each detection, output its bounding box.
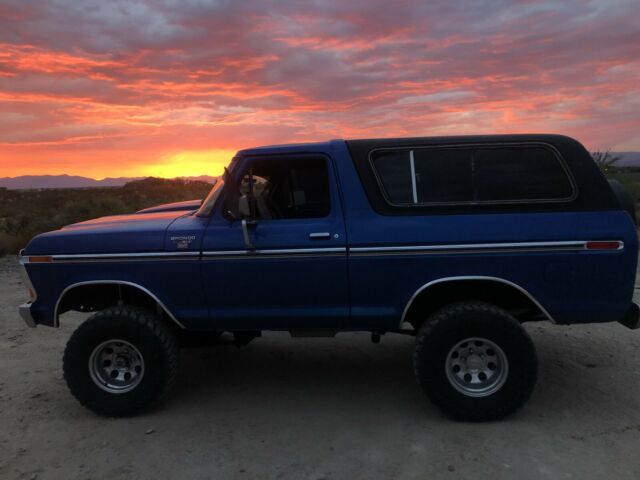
[20,241,623,264]
[19,302,36,328]
[400,275,556,328]
[50,252,199,262]
[22,248,350,263]
[352,240,623,255]
[53,251,198,259]
[202,247,347,258]
[54,280,185,329]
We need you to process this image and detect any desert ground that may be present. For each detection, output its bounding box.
[1,255,640,480]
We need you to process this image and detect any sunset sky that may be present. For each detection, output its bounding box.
[0,0,639,179]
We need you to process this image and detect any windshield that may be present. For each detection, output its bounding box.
[196,178,224,216]
[196,155,239,216]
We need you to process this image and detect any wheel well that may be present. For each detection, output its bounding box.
[403,278,550,330]
[56,282,182,329]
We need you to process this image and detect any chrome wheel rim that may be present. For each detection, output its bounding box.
[445,337,508,398]
[89,339,145,394]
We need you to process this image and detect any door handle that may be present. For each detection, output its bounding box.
[309,232,331,240]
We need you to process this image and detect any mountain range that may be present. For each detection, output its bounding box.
[613,152,640,167]
[2,152,639,189]
[0,174,217,190]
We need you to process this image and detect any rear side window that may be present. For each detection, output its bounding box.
[371,145,574,206]
[371,150,414,204]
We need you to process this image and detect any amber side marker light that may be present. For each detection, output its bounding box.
[28,256,53,263]
[585,241,622,250]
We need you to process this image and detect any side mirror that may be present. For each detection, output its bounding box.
[238,194,257,250]
[238,195,251,218]
[234,171,258,250]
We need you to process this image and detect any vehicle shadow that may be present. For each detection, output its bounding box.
[170,332,427,417]
[165,326,640,426]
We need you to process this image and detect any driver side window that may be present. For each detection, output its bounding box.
[229,157,331,220]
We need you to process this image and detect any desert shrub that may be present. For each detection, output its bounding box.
[0,177,213,255]
[592,150,620,174]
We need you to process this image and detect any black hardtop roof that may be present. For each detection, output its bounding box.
[238,134,582,157]
[345,133,579,149]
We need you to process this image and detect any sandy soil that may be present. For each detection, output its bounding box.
[1,255,640,479]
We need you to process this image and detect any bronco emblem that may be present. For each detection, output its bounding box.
[170,235,196,249]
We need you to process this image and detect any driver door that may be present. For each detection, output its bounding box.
[200,154,348,330]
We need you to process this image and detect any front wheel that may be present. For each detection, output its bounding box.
[413,302,537,421]
[63,306,179,416]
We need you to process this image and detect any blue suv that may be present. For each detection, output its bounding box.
[18,134,639,420]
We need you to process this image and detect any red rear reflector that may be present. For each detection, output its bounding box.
[585,241,621,250]
[28,256,53,263]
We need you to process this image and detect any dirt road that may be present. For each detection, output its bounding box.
[1,255,640,479]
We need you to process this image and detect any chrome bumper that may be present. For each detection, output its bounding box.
[19,302,36,328]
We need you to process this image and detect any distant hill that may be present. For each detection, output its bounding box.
[3,153,639,189]
[615,152,640,167]
[0,174,217,190]
[0,177,215,255]
[179,175,218,184]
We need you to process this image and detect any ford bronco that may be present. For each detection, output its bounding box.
[18,135,639,421]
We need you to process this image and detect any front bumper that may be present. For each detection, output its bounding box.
[19,302,36,328]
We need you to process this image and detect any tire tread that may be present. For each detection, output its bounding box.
[413,301,537,421]
[63,305,178,416]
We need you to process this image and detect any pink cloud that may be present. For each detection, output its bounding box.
[0,0,638,177]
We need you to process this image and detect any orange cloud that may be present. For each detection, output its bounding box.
[0,0,639,179]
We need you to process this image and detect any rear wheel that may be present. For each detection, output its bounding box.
[413,302,537,421]
[63,306,179,416]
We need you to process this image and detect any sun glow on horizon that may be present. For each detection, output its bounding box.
[142,149,237,179]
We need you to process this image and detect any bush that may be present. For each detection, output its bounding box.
[0,177,213,255]
[592,150,620,174]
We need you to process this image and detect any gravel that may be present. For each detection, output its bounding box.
[1,255,640,479]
